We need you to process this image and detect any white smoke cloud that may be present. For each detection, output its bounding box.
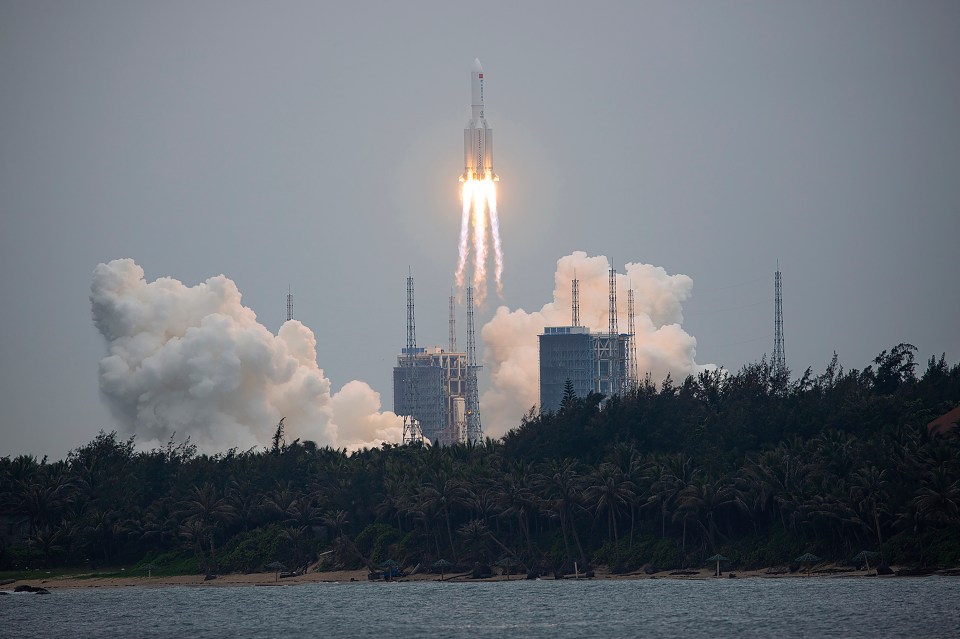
[90,258,402,453]
[480,251,710,436]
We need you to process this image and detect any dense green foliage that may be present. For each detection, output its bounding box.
[2,344,958,575]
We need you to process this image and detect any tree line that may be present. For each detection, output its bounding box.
[1,343,958,575]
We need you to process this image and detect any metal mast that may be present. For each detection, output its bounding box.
[465,285,482,442]
[608,267,622,396]
[571,272,580,327]
[773,263,785,378]
[627,286,638,392]
[608,268,618,336]
[286,286,293,322]
[448,291,457,352]
[403,270,422,444]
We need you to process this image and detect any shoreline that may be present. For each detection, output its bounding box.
[7,564,953,591]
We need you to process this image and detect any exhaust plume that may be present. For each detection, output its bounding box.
[90,259,402,453]
[480,251,711,435]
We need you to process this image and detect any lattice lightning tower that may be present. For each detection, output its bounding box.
[403,271,423,444]
[773,264,785,378]
[627,286,638,392]
[286,286,293,322]
[608,267,618,336]
[449,291,457,353]
[572,272,580,327]
[465,285,482,442]
[609,267,623,395]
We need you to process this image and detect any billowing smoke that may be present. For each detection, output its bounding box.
[90,259,402,453]
[480,251,710,435]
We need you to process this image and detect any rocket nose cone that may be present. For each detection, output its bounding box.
[472,58,483,73]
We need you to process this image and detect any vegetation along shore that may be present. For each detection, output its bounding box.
[2,344,958,588]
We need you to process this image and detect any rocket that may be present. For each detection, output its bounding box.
[460,58,498,183]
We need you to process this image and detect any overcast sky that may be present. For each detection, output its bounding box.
[2,1,958,460]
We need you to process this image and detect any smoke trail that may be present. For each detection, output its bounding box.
[486,180,503,296]
[90,259,402,453]
[479,251,712,437]
[455,180,473,289]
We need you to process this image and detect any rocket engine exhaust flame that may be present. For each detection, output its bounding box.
[456,177,501,304]
[455,58,502,304]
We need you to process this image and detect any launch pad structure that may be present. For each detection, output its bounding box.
[394,275,480,446]
[538,268,638,413]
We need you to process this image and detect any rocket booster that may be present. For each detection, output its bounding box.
[461,58,498,183]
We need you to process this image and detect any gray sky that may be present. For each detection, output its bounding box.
[2,1,958,460]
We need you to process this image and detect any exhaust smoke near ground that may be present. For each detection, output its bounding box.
[90,259,402,453]
[480,251,711,436]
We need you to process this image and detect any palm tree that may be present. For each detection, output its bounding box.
[913,465,960,526]
[584,463,635,564]
[849,465,890,559]
[458,519,492,564]
[494,463,537,560]
[534,459,586,564]
[677,477,746,553]
[226,478,263,532]
[606,443,645,544]
[419,468,464,558]
[177,483,237,574]
[29,525,63,567]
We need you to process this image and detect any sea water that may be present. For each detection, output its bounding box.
[4,578,959,638]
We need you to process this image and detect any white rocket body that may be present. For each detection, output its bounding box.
[461,58,498,182]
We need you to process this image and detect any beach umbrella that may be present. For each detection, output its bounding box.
[141,563,158,578]
[432,559,452,580]
[795,553,821,573]
[266,561,287,582]
[852,550,879,571]
[705,554,730,577]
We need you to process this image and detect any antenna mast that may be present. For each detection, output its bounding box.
[572,273,580,327]
[286,286,294,322]
[627,286,638,392]
[608,268,618,336]
[449,291,457,352]
[773,263,785,379]
[403,270,422,444]
[465,285,482,442]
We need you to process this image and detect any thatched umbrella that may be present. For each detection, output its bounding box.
[432,559,452,581]
[705,554,730,577]
[852,550,879,571]
[266,561,287,582]
[795,553,821,573]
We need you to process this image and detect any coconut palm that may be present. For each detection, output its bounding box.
[177,483,236,574]
[849,465,890,557]
[584,463,635,563]
[419,468,465,558]
[534,459,586,563]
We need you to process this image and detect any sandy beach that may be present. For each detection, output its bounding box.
[5,564,920,591]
